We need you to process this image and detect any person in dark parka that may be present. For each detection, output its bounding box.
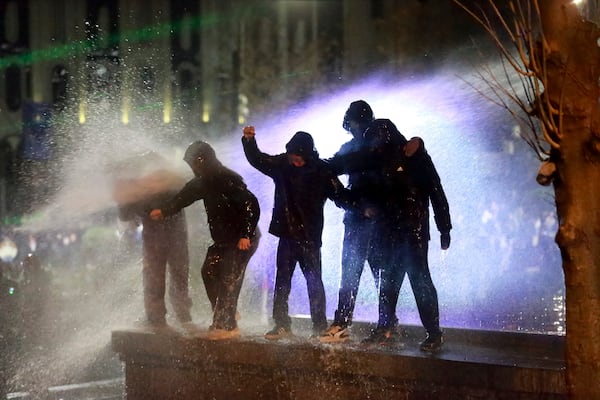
[241,125,348,340]
[319,100,387,343]
[150,141,260,340]
[358,119,451,352]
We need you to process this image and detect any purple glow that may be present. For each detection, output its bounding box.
[6,65,564,394]
[221,70,563,334]
[18,69,563,338]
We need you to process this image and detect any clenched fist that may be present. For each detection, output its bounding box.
[243,125,256,139]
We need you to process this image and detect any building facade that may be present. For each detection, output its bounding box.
[0,0,475,219]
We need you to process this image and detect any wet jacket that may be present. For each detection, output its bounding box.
[242,136,346,246]
[373,138,451,242]
[329,137,382,225]
[160,166,260,246]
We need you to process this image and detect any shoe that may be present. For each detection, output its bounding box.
[419,331,443,352]
[207,328,240,341]
[264,326,293,340]
[361,327,397,345]
[319,325,350,343]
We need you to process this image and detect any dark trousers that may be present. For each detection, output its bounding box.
[377,233,441,335]
[333,218,381,327]
[143,223,192,323]
[202,233,259,330]
[272,237,327,332]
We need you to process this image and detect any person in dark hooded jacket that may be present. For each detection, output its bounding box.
[242,125,348,340]
[150,141,260,340]
[357,119,451,352]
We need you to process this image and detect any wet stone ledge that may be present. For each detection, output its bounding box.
[111,323,566,400]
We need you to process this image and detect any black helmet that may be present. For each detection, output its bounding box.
[363,119,407,150]
[285,131,318,160]
[342,100,374,131]
[183,140,216,164]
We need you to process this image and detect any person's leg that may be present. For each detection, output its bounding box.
[298,242,327,333]
[375,234,405,330]
[142,233,168,324]
[201,244,221,312]
[334,220,372,328]
[213,237,259,330]
[271,238,296,330]
[406,241,442,337]
[167,231,192,323]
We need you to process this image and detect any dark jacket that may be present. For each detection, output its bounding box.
[374,139,451,242]
[328,137,383,224]
[242,136,346,246]
[161,167,260,246]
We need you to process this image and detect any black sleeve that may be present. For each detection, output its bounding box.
[161,178,205,217]
[241,136,281,177]
[420,151,452,234]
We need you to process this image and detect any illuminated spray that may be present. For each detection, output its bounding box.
[8,66,563,392]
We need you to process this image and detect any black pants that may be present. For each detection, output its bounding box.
[272,237,327,332]
[143,219,192,323]
[377,232,441,336]
[333,217,381,327]
[202,232,259,330]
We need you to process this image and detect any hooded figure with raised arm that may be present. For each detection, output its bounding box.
[242,126,348,340]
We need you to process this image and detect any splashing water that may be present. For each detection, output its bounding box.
[7,62,563,393]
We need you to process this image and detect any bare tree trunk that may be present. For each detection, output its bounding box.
[553,120,600,398]
[540,1,600,397]
[455,0,600,396]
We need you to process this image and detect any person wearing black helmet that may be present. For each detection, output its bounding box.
[241,125,348,340]
[360,119,452,352]
[320,100,395,344]
[150,140,261,340]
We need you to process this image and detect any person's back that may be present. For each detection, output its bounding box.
[164,167,259,246]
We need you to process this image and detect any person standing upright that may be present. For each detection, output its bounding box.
[242,125,348,340]
[111,152,193,328]
[319,100,388,343]
[359,119,451,352]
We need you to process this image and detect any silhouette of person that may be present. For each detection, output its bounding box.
[242,126,348,340]
[112,151,192,327]
[151,141,260,340]
[358,119,451,352]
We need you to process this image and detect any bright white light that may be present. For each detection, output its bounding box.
[0,237,18,263]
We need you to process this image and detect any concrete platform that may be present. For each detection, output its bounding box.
[111,319,566,400]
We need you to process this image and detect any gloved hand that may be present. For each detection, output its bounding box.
[440,232,451,250]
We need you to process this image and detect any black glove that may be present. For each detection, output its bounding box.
[440,232,451,250]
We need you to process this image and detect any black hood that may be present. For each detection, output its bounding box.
[285,131,319,160]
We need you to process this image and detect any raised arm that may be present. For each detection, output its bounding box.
[241,125,281,177]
